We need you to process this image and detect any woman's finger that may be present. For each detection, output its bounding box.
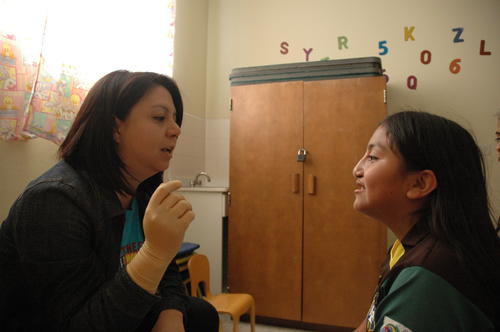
[148,180,182,208]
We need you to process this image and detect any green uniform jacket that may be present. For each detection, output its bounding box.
[366,223,499,332]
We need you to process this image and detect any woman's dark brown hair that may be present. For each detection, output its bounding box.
[59,70,183,195]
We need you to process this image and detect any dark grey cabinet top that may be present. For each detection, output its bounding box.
[229,57,383,86]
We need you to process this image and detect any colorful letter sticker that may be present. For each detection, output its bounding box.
[379,41,389,55]
[338,36,348,50]
[479,40,491,55]
[420,50,432,64]
[407,75,417,90]
[405,26,415,41]
[449,59,462,74]
[280,41,289,55]
[452,28,465,43]
[303,48,313,61]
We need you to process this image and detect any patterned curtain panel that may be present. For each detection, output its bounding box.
[24,60,90,143]
[0,1,45,141]
[0,0,176,143]
[0,34,38,141]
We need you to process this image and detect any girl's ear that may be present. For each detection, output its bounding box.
[406,170,437,200]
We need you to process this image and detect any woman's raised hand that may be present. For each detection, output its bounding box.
[127,180,195,294]
[142,180,195,261]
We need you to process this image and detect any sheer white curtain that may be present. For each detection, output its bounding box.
[43,0,175,82]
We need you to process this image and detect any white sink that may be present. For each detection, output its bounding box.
[179,186,228,193]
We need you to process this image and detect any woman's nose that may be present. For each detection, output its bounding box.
[168,120,181,138]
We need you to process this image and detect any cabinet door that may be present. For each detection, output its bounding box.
[228,82,303,320]
[302,76,387,327]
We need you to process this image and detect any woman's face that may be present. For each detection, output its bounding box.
[115,85,181,183]
[352,126,414,221]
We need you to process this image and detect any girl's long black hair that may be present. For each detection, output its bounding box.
[381,111,500,295]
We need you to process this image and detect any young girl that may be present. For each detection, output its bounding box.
[352,111,500,331]
[0,71,219,331]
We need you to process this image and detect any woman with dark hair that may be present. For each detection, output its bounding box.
[352,111,500,331]
[0,70,219,331]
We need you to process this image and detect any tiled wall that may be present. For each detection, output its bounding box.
[168,112,206,186]
[168,114,230,188]
[205,118,230,187]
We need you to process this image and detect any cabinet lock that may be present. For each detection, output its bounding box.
[297,148,307,162]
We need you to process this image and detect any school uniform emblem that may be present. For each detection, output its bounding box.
[380,316,412,332]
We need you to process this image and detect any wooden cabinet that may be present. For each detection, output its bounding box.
[228,58,387,328]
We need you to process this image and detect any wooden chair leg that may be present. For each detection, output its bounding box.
[232,314,240,332]
[218,314,224,332]
[250,303,256,332]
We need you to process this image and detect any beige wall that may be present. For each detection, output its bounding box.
[0,0,210,220]
[168,0,209,184]
[0,139,58,221]
[173,0,208,118]
[203,0,500,222]
[2,0,499,226]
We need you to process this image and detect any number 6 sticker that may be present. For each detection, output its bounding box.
[449,59,461,74]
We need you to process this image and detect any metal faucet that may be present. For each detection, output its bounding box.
[190,171,211,187]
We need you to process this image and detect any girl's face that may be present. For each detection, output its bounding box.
[115,85,181,184]
[352,126,415,221]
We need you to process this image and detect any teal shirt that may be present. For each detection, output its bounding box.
[119,198,144,267]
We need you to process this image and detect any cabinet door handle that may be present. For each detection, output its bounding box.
[307,174,315,195]
[292,173,300,193]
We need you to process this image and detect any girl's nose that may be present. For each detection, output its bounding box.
[353,159,363,178]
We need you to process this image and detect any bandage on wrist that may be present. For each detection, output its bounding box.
[126,245,173,294]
